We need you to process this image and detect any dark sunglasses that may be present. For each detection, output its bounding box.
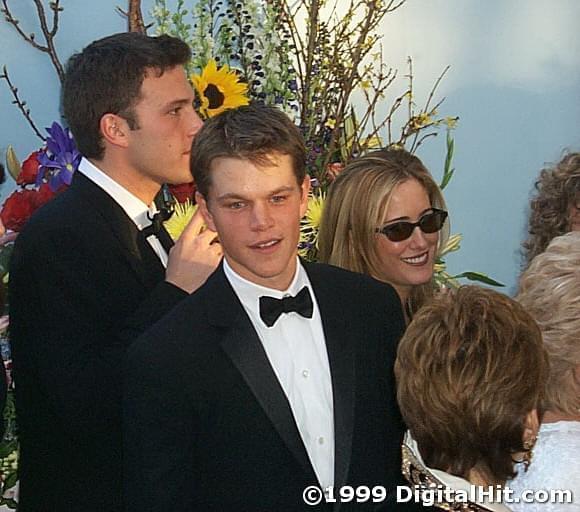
[377,208,448,242]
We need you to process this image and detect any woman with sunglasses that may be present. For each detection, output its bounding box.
[318,148,449,321]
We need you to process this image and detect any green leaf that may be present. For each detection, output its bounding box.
[3,471,18,490]
[5,146,20,182]
[450,271,505,287]
[0,245,13,279]
[0,440,18,458]
[440,168,454,190]
[440,131,455,190]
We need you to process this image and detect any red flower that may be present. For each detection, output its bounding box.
[168,182,195,203]
[0,185,57,232]
[17,151,41,186]
[33,184,57,209]
[1,190,37,232]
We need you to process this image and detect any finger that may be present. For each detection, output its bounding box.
[179,208,207,239]
[198,227,219,245]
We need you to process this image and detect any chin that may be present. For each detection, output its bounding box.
[407,272,434,287]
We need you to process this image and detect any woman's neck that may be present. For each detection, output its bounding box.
[467,467,500,487]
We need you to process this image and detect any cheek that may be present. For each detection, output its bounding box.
[426,232,439,249]
[376,236,405,259]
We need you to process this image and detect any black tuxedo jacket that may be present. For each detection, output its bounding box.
[9,172,186,512]
[125,262,406,512]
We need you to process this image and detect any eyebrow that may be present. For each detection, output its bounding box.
[384,207,434,224]
[216,186,297,202]
[164,97,194,109]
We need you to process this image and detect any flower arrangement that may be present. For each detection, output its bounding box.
[1,122,78,233]
[191,58,249,118]
[153,0,501,288]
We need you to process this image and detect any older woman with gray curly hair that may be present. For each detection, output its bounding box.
[522,152,580,267]
[510,231,580,510]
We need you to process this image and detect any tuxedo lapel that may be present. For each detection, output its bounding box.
[70,172,164,287]
[305,263,356,495]
[206,266,315,478]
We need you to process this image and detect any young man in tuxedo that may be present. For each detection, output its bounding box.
[9,33,221,512]
[125,104,406,511]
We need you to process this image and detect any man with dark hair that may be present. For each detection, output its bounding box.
[9,32,221,512]
[125,104,406,511]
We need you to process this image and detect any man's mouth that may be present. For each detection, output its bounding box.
[250,238,282,251]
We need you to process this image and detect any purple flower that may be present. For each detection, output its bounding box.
[36,122,81,191]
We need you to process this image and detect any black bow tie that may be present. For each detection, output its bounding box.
[141,208,174,253]
[259,286,314,327]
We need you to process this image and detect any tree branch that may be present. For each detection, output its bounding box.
[1,0,65,82]
[0,66,46,142]
[33,0,65,81]
[117,0,148,33]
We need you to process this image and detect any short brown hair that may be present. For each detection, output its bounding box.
[190,104,306,197]
[396,286,548,484]
[63,32,191,160]
[517,232,580,416]
[318,148,448,313]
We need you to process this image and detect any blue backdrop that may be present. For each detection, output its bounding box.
[1,0,579,293]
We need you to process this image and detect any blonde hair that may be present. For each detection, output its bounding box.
[318,148,449,312]
[516,231,580,416]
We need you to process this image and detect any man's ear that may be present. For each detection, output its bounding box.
[100,113,129,148]
[195,191,216,232]
[299,175,311,218]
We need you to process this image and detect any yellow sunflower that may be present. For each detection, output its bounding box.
[304,193,326,231]
[298,193,326,259]
[190,59,250,118]
[164,201,199,241]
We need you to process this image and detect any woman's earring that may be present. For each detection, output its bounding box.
[522,434,537,472]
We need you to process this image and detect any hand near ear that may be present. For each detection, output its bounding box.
[165,209,222,293]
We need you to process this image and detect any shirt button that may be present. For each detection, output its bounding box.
[318,436,325,445]
[302,369,310,378]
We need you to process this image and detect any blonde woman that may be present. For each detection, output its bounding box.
[510,232,580,511]
[318,148,449,320]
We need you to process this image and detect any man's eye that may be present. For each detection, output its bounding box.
[169,107,181,115]
[271,195,287,203]
[227,202,245,210]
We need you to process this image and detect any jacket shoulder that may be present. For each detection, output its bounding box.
[304,261,400,303]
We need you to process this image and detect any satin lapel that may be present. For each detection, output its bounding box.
[305,263,356,495]
[71,172,164,287]
[206,267,314,477]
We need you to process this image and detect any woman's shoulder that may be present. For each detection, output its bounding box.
[509,421,580,499]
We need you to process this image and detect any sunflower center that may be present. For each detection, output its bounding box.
[205,84,225,109]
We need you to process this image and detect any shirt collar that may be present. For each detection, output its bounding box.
[77,157,157,229]
[223,256,310,320]
[404,431,512,512]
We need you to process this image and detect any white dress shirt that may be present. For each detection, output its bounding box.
[223,257,335,489]
[77,158,168,267]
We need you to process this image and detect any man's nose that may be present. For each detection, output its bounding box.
[250,203,274,231]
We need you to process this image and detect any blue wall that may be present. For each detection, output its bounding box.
[1,0,579,293]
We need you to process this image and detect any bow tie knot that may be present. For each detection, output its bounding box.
[259,286,314,327]
[141,208,173,238]
[140,208,174,253]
